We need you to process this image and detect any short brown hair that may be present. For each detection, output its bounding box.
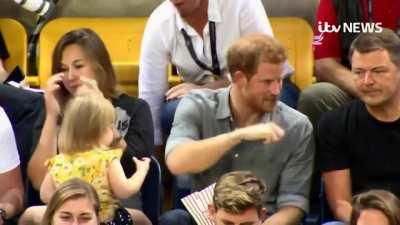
[349,28,400,67]
[42,178,100,225]
[213,171,266,215]
[227,33,287,79]
[52,28,117,99]
[350,189,400,225]
[58,93,115,153]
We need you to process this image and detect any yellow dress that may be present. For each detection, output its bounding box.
[46,148,123,222]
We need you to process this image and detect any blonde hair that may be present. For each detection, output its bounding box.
[227,33,287,79]
[58,93,115,153]
[42,178,100,225]
[213,171,267,215]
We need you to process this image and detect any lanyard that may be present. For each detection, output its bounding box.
[180,21,221,76]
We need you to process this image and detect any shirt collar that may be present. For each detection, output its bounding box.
[208,0,222,23]
[216,86,232,120]
[215,86,279,122]
[175,0,222,35]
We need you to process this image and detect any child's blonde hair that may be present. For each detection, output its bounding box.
[58,93,115,153]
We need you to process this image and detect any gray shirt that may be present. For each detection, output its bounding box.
[166,87,315,213]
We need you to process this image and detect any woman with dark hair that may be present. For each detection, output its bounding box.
[350,190,400,225]
[27,28,153,225]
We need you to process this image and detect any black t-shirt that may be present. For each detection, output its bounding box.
[112,93,154,176]
[318,100,400,196]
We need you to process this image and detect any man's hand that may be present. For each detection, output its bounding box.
[232,122,285,144]
[165,83,201,100]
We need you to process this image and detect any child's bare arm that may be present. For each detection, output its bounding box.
[108,157,150,199]
[40,172,56,204]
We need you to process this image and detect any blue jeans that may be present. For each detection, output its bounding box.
[160,99,181,141]
[159,209,194,225]
[280,77,300,109]
[322,222,346,225]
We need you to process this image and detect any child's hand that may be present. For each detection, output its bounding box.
[133,157,150,173]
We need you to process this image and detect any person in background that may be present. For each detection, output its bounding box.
[298,0,400,129]
[139,0,296,147]
[0,106,24,225]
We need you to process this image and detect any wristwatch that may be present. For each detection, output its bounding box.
[0,208,6,221]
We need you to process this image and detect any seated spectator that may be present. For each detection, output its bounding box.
[298,0,400,129]
[26,28,153,213]
[0,106,24,224]
[208,171,267,225]
[139,0,296,146]
[41,178,100,225]
[318,28,400,223]
[20,94,151,225]
[350,190,400,225]
[160,33,314,225]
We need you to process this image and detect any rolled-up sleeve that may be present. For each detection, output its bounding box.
[165,94,201,159]
[277,121,315,213]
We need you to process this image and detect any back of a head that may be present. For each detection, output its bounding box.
[350,189,400,225]
[349,28,400,67]
[58,93,115,153]
[213,171,266,215]
[227,33,287,79]
[42,178,100,225]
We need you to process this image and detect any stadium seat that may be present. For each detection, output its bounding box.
[270,17,315,91]
[38,17,148,96]
[141,156,162,225]
[0,19,28,76]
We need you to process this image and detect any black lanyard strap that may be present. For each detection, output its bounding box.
[367,0,373,22]
[180,21,221,76]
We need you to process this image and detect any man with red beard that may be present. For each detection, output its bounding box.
[160,33,315,225]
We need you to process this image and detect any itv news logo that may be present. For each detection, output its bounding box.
[317,21,383,33]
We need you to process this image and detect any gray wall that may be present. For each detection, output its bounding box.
[1,0,319,33]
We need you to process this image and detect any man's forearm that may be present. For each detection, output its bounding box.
[27,115,58,190]
[263,206,303,225]
[315,58,358,97]
[332,200,352,224]
[166,130,242,175]
[0,188,24,219]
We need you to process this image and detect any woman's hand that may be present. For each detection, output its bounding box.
[44,73,70,117]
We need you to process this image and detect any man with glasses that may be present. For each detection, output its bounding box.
[319,28,400,224]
